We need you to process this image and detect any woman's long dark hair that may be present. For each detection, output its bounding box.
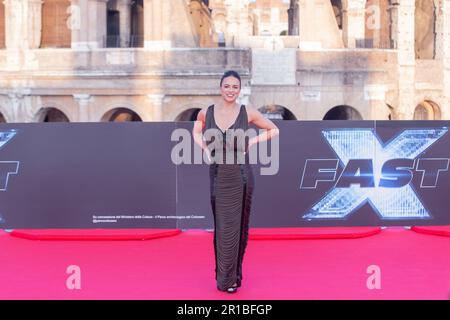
[220,70,241,87]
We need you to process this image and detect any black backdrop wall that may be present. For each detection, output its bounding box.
[1,121,449,229]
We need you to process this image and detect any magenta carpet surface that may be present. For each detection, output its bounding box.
[10,229,182,241]
[0,227,449,300]
[411,225,450,237]
[249,227,382,239]
[9,227,380,241]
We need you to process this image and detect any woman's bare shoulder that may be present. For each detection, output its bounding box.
[243,103,258,121]
[196,106,210,121]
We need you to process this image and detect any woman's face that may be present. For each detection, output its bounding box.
[220,76,241,104]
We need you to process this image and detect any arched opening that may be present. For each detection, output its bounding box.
[130,0,144,47]
[36,108,70,122]
[41,0,71,48]
[0,112,6,123]
[102,108,142,122]
[323,105,363,120]
[213,13,226,47]
[0,1,5,49]
[331,0,343,30]
[280,30,288,36]
[415,0,436,59]
[258,105,297,120]
[106,1,121,48]
[104,0,143,48]
[189,0,214,47]
[288,0,299,35]
[248,0,289,36]
[414,101,441,120]
[175,108,202,121]
[364,0,393,49]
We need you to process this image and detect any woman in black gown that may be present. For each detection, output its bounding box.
[193,71,279,293]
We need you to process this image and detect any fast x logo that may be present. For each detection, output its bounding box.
[0,130,19,224]
[0,130,19,190]
[300,128,449,220]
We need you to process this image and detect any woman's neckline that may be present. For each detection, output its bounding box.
[212,104,242,133]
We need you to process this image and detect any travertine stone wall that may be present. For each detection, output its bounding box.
[0,0,449,122]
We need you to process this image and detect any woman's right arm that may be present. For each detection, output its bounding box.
[193,108,207,151]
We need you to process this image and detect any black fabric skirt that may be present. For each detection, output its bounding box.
[209,163,254,291]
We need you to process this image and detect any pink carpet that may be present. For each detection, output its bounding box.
[249,227,381,240]
[0,227,449,300]
[10,229,181,241]
[411,225,450,237]
[9,227,380,240]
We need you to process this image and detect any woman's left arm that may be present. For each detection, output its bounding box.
[247,105,280,147]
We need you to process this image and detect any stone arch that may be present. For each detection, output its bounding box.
[249,0,290,36]
[414,100,441,120]
[101,107,143,122]
[35,107,71,122]
[175,108,202,121]
[323,105,363,120]
[212,13,226,32]
[212,13,226,46]
[415,0,436,59]
[258,105,297,120]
